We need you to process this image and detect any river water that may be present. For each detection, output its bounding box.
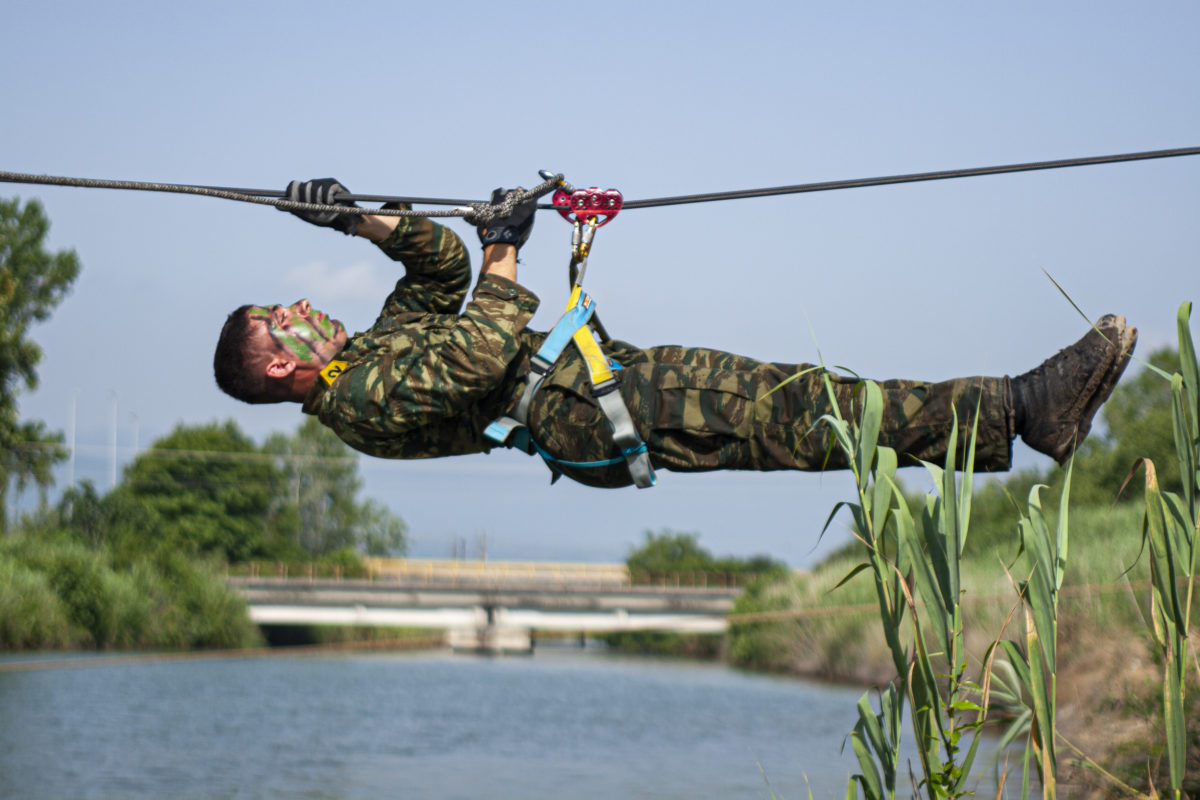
[0,646,1010,799]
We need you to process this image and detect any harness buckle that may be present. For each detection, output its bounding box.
[528,353,554,377]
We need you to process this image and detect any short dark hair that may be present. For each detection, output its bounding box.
[214,305,275,404]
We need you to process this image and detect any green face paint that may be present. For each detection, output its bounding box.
[249,301,344,364]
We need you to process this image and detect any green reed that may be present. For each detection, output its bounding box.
[1124,302,1199,799]
[813,376,991,799]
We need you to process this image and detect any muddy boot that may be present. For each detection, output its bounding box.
[1010,314,1138,464]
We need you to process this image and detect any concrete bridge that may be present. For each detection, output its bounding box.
[228,560,744,653]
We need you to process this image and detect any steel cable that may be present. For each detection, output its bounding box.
[620,146,1200,208]
[1,146,1197,217]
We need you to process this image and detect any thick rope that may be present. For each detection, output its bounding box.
[0,171,563,221]
[462,175,562,225]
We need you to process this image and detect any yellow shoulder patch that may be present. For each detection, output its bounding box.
[319,360,348,387]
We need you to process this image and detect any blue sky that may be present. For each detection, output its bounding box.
[3,1,1198,566]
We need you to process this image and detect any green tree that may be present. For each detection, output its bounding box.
[627,529,717,574]
[626,529,784,577]
[116,420,288,562]
[0,197,80,528]
[264,418,407,557]
[1071,346,1181,502]
[358,498,408,556]
[264,417,364,556]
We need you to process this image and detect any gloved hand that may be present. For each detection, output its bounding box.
[283,178,359,235]
[476,188,536,250]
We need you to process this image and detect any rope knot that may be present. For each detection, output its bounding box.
[463,174,564,226]
[464,186,528,226]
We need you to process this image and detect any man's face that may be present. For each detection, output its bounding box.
[247,299,347,366]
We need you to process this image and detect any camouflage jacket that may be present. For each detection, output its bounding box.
[301,215,545,459]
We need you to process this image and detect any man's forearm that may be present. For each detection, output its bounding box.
[355,214,401,242]
[481,244,517,282]
[359,215,515,285]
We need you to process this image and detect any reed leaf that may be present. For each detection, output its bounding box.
[920,462,955,617]
[1170,375,1197,520]
[1177,302,1198,454]
[856,381,884,494]
[1023,606,1056,796]
[832,562,873,592]
[1163,655,1185,795]
[952,723,985,797]
[871,446,898,552]
[1141,460,1185,640]
[897,484,953,659]
[820,501,856,548]
[938,419,963,604]
[1014,465,1071,798]
[849,729,885,800]
[853,688,900,796]
[1054,455,1074,593]
[956,406,981,557]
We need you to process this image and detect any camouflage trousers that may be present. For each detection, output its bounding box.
[523,341,1014,489]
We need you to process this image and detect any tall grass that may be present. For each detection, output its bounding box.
[734,304,1200,798]
[995,461,1075,798]
[1125,302,1199,800]
[804,375,1001,800]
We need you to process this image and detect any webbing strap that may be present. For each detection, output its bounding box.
[594,383,656,487]
[483,288,656,489]
[530,438,649,470]
[567,313,655,489]
[483,287,595,450]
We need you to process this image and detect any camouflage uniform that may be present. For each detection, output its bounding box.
[304,216,1014,488]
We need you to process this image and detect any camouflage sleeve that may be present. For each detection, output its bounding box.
[374,211,472,316]
[347,274,541,439]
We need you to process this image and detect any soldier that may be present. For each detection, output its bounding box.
[213,179,1137,489]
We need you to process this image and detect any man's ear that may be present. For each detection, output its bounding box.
[264,357,296,380]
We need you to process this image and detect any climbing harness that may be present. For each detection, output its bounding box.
[484,179,656,489]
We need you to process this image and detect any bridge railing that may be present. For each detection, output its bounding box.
[627,570,764,589]
[366,558,631,586]
[226,559,767,589]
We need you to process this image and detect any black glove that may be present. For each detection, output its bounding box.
[284,178,359,235]
[476,188,536,249]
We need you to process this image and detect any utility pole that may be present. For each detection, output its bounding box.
[67,390,78,489]
[109,391,118,490]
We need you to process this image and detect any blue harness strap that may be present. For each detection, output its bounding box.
[483,289,596,453]
[484,289,656,488]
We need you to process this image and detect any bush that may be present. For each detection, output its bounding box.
[0,533,261,651]
[0,555,78,648]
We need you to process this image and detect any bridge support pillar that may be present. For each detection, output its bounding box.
[447,606,532,655]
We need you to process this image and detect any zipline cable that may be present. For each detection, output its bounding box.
[620,145,1200,209]
[1,146,1197,217]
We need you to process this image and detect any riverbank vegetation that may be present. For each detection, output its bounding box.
[0,416,409,651]
[0,533,261,649]
[0,198,399,651]
[728,328,1199,798]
